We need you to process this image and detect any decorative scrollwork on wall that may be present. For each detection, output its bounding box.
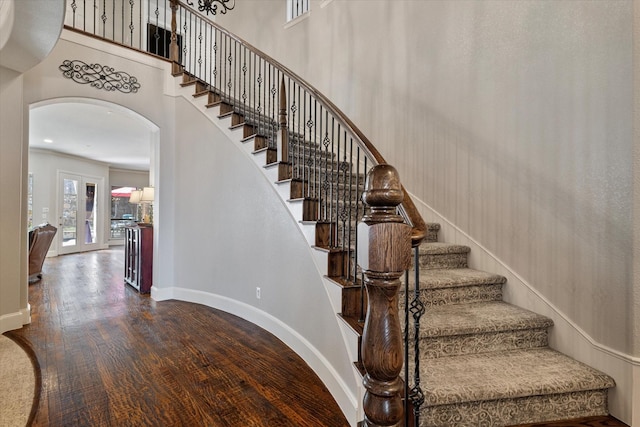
[59,60,141,94]
[186,0,235,15]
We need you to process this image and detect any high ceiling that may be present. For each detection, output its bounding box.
[29,101,152,171]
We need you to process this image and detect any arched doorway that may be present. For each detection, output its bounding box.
[28,98,159,255]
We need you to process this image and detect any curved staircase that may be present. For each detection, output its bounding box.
[175,69,615,426]
[58,0,622,424]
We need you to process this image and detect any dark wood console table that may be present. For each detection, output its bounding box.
[124,223,153,293]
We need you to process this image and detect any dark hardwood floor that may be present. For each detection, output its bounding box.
[8,248,349,427]
[6,247,629,427]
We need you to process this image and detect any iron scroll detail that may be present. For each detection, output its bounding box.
[186,0,235,15]
[59,60,141,94]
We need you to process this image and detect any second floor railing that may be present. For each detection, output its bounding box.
[64,1,427,424]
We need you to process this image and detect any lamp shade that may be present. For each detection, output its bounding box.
[129,189,142,204]
[140,187,155,202]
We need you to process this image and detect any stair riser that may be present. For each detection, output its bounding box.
[420,389,610,427]
[420,253,468,270]
[399,284,503,308]
[417,328,550,359]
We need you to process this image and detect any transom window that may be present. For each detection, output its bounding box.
[287,0,309,22]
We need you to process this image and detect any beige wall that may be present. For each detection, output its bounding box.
[221,0,634,352]
[110,169,149,189]
[218,0,637,422]
[633,0,640,421]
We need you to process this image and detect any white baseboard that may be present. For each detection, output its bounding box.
[0,305,31,334]
[151,286,360,426]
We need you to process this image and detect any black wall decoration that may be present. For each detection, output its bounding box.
[59,60,141,94]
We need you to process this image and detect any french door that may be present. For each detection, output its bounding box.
[58,173,104,255]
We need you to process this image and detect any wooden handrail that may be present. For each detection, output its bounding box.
[170,0,425,247]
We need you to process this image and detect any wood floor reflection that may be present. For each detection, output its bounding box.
[9,248,349,427]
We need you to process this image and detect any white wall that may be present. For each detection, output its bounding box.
[0,65,30,333]
[218,0,637,423]
[158,96,359,420]
[0,0,65,335]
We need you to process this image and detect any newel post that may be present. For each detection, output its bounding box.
[277,76,291,180]
[169,0,180,73]
[358,164,411,426]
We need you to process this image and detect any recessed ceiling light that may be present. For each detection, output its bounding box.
[44,139,53,143]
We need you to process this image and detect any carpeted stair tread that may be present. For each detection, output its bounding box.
[423,347,616,407]
[422,301,553,338]
[412,268,507,289]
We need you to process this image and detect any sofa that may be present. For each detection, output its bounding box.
[28,223,57,282]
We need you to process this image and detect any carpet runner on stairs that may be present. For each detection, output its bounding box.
[402,224,616,427]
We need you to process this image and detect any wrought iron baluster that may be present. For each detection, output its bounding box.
[206,24,211,88]
[181,11,188,73]
[163,0,167,59]
[111,1,116,40]
[409,245,425,427]
[242,46,247,123]
[212,30,218,90]
[352,143,360,285]
[290,85,298,179]
[252,54,257,125]
[262,59,266,124]
[329,118,335,247]
[233,40,237,108]
[153,0,160,59]
[101,0,106,38]
[265,65,271,138]
[341,131,350,262]
[404,268,410,427]
[138,0,142,49]
[256,58,263,116]
[197,18,203,79]
[359,155,368,322]
[129,0,134,47]
[319,107,326,220]
[288,78,294,167]
[297,85,302,182]
[220,31,225,93]
[226,33,230,96]
[348,138,355,282]
[270,68,278,146]
[70,0,77,28]
[120,0,124,44]
[302,91,308,197]
[334,124,342,251]
[309,93,314,198]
